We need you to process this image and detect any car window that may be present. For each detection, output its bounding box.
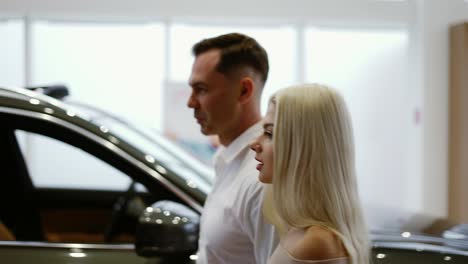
[16,130,146,191]
[7,129,154,244]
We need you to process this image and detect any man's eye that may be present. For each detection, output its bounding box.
[264,131,272,138]
[196,87,207,93]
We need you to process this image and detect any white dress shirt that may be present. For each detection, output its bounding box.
[197,122,277,264]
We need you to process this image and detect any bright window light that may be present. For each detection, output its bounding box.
[305,28,415,224]
[32,21,165,129]
[0,19,24,87]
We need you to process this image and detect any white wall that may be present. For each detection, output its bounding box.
[417,0,468,218]
[0,0,409,23]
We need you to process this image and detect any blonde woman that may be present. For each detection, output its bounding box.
[250,84,370,264]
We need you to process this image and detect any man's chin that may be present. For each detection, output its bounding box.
[200,126,213,135]
[200,126,212,136]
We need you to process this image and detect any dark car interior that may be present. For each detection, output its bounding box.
[0,221,14,240]
[0,112,186,244]
[0,128,44,241]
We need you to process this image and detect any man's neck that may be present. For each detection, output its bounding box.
[219,117,261,146]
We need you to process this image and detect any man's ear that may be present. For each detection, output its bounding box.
[239,77,255,104]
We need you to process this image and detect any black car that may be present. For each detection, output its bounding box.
[0,86,467,263]
[0,85,212,263]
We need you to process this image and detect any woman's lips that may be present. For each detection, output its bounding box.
[255,158,264,171]
[256,163,263,171]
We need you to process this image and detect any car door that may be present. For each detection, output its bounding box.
[0,107,196,263]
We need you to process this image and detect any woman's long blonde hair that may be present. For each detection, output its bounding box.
[263,83,370,264]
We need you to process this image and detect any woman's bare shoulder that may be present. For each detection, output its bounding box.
[288,226,348,261]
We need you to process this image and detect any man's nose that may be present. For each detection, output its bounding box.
[187,94,199,109]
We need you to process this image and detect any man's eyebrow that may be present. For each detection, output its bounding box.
[263,123,273,130]
[189,78,207,86]
[189,81,201,87]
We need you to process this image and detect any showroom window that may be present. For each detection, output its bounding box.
[305,27,413,216]
[0,19,24,87]
[31,21,166,129]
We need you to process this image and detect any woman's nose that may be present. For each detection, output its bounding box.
[250,140,261,152]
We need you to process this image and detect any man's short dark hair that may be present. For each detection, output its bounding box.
[192,33,269,85]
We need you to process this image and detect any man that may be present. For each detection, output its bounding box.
[187,33,277,264]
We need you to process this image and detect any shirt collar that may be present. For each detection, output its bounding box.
[214,122,262,165]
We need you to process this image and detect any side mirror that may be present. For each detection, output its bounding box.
[135,200,200,259]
